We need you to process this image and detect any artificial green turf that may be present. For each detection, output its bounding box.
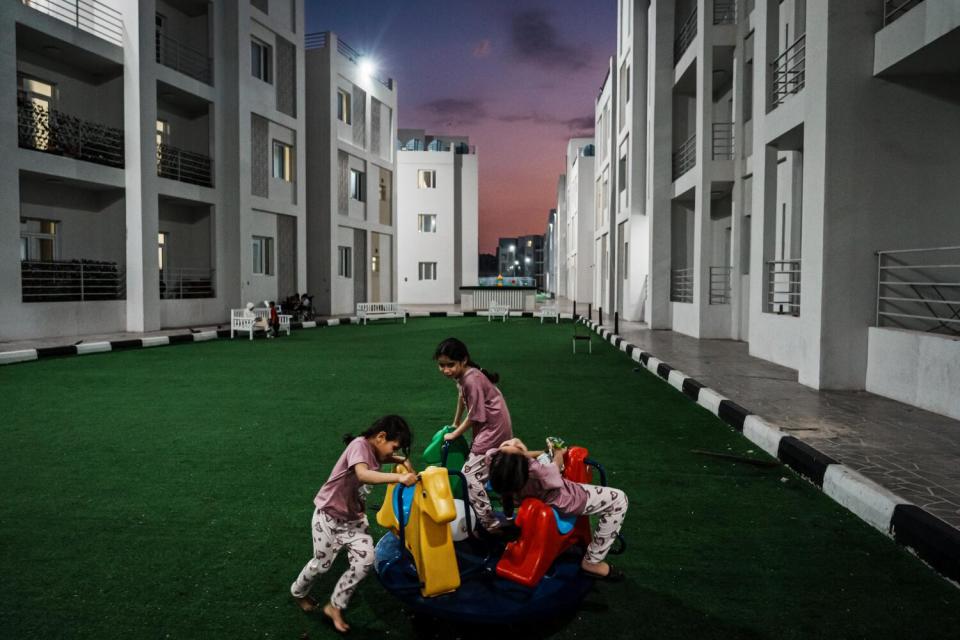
[1,318,957,639]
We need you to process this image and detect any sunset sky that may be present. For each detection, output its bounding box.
[305,0,617,254]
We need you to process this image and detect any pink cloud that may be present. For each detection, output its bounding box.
[472,39,491,58]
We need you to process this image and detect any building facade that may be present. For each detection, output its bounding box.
[1,0,307,341]
[396,129,478,305]
[562,137,596,305]
[570,0,960,417]
[304,31,397,316]
[544,208,557,296]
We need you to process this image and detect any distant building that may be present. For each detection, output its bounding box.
[396,129,478,304]
[478,253,498,278]
[544,209,558,296]
[563,138,596,305]
[305,31,397,315]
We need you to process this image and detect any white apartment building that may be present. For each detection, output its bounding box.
[563,137,596,306]
[304,31,397,316]
[544,208,558,296]
[1,0,306,341]
[396,129,478,305]
[575,0,960,418]
[555,174,568,298]
[594,66,616,314]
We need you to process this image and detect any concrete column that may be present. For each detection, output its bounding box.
[0,4,21,336]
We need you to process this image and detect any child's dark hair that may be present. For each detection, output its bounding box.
[342,414,412,455]
[433,337,500,384]
[487,450,529,495]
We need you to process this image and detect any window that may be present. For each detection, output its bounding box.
[251,37,273,83]
[20,218,57,262]
[618,153,628,192]
[18,75,55,150]
[252,236,274,275]
[379,177,387,201]
[418,214,437,233]
[623,241,629,278]
[337,89,351,124]
[158,232,168,271]
[418,262,437,280]
[350,169,365,201]
[417,170,436,189]
[338,246,352,278]
[272,140,293,181]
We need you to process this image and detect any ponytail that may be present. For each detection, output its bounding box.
[434,337,501,384]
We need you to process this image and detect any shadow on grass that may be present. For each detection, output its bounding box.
[298,582,768,640]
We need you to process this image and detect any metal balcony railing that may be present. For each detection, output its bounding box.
[157,143,213,187]
[675,8,698,61]
[771,34,806,107]
[160,268,216,300]
[882,0,924,27]
[712,122,734,160]
[20,0,123,47]
[766,259,801,316]
[21,259,125,302]
[672,133,697,179]
[156,33,212,85]
[304,31,393,89]
[671,267,695,303]
[714,0,737,25]
[17,97,124,168]
[710,266,732,304]
[876,246,960,336]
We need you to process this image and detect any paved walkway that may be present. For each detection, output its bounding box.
[3,300,958,530]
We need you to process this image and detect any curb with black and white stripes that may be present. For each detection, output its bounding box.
[580,317,960,586]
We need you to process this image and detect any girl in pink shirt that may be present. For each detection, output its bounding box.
[487,438,628,582]
[434,337,514,532]
[290,415,417,633]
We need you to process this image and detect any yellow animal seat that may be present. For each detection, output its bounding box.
[377,465,461,597]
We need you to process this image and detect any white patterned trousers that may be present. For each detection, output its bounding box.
[462,452,499,530]
[290,509,375,610]
[580,484,629,564]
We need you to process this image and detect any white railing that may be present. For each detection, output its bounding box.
[771,34,806,107]
[675,7,698,61]
[712,122,734,160]
[876,246,960,336]
[160,268,215,300]
[672,133,697,179]
[20,0,123,47]
[710,266,732,304]
[766,259,801,316]
[460,287,536,311]
[157,143,213,187]
[670,267,694,303]
[156,33,212,85]
[21,259,125,302]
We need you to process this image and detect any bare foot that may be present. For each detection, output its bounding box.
[293,594,318,612]
[580,560,610,577]
[323,603,350,633]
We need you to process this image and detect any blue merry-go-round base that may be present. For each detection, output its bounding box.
[374,532,595,624]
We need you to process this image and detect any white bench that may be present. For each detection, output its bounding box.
[538,304,559,324]
[357,302,407,325]
[230,308,291,339]
[488,302,510,322]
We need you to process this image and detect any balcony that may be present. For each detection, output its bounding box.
[20,0,123,47]
[675,8,697,62]
[876,246,960,336]
[709,266,732,304]
[712,122,734,160]
[766,259,801,316]
[670,267,694,303]
[21,259,125,302]
[882,0,925,27]
[156,33,212,85]
[160,268,215,300]
[157,143,212,187]
[771,35,806,108]
[672,133,697,180]
[17,97,124,168]
[714,0,737,25]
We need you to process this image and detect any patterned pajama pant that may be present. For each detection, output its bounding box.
[580,484,629,564]
[290,509,375,610]
[462,452,499,530]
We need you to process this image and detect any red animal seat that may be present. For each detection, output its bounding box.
[495,446,593,588]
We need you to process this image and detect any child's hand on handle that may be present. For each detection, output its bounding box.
[398,472,418,486]
[443,431,459,442]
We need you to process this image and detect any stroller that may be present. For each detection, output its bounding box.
[294,293,315,322]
